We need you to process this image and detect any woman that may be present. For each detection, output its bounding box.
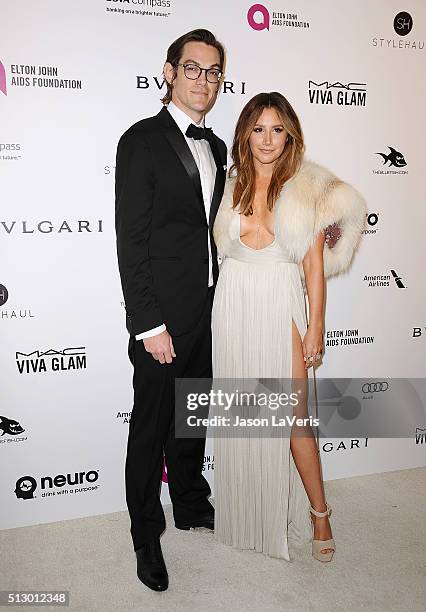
[212,92,366,562]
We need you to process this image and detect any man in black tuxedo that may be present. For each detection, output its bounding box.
[115,29,227,591]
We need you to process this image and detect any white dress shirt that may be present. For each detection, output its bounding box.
[135,101,217,340]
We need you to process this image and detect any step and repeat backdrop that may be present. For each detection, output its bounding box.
[1,0,425,530]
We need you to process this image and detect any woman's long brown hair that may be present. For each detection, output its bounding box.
[230,92,305,214]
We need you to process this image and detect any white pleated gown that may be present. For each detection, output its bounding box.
[212,211,314,560]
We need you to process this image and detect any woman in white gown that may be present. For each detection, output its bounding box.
[212,92,366,562]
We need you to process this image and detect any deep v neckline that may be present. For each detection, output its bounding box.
[238,209,277,251]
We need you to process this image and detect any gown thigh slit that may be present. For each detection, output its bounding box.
[212,220,314,560]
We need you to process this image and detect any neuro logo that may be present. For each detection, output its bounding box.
[14,470,100,500]
[15,476,37,500]
[0,416,25,436]
[376,146,407,168]
[0,61,6,96]
[394,12,413,36]
[0,284,8,306]
[247,3,270,31]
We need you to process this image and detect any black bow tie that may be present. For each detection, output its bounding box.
[186,123,215,144]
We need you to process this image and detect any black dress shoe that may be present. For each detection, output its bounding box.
[136,538,168,591]
[175,513,214,531]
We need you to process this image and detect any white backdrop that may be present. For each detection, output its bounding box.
[1,0,425,530]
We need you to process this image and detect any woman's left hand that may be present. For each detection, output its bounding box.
[303,326,324,369]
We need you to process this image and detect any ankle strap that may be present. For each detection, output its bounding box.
[309,502,331,518]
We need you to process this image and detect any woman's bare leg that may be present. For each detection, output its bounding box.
[289,320,333,553]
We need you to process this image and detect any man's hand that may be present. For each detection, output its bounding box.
[143,330,176,364]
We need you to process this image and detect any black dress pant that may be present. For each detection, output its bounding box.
[125,289,214,551]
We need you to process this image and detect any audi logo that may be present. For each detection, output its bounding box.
[362,382,389,393]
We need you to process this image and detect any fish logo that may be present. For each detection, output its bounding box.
[0,60,7,96]
[0,415,25,436]
[376,146,407,168]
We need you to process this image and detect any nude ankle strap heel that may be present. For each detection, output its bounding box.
[309,502,336,563]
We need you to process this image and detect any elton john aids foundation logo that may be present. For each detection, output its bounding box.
[247,3,270,30]
[0,61,6,95]
[247,4,310,31]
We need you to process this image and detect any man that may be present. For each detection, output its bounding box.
[115,29,227,592]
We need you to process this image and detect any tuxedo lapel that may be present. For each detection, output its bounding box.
[157,107,203,204]
[208,137,226,230]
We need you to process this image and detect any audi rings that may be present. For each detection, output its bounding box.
[362,381,389,393]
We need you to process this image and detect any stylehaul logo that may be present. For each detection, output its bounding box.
[372,11,424,51]
[0,284,35,321]
[247,4,310,31]
[16,347,87,374]
[14,469,100,500]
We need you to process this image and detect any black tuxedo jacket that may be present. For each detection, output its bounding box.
[115,106,227,337]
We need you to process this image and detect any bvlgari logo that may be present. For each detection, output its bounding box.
[412,327,426,339]
[321,438,369,452]
[15,347,87,374]
[1,220,103,234]
[136,75,247,95]
[308,80,367,106]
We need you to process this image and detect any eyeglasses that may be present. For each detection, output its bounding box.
[176,63,223,84]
